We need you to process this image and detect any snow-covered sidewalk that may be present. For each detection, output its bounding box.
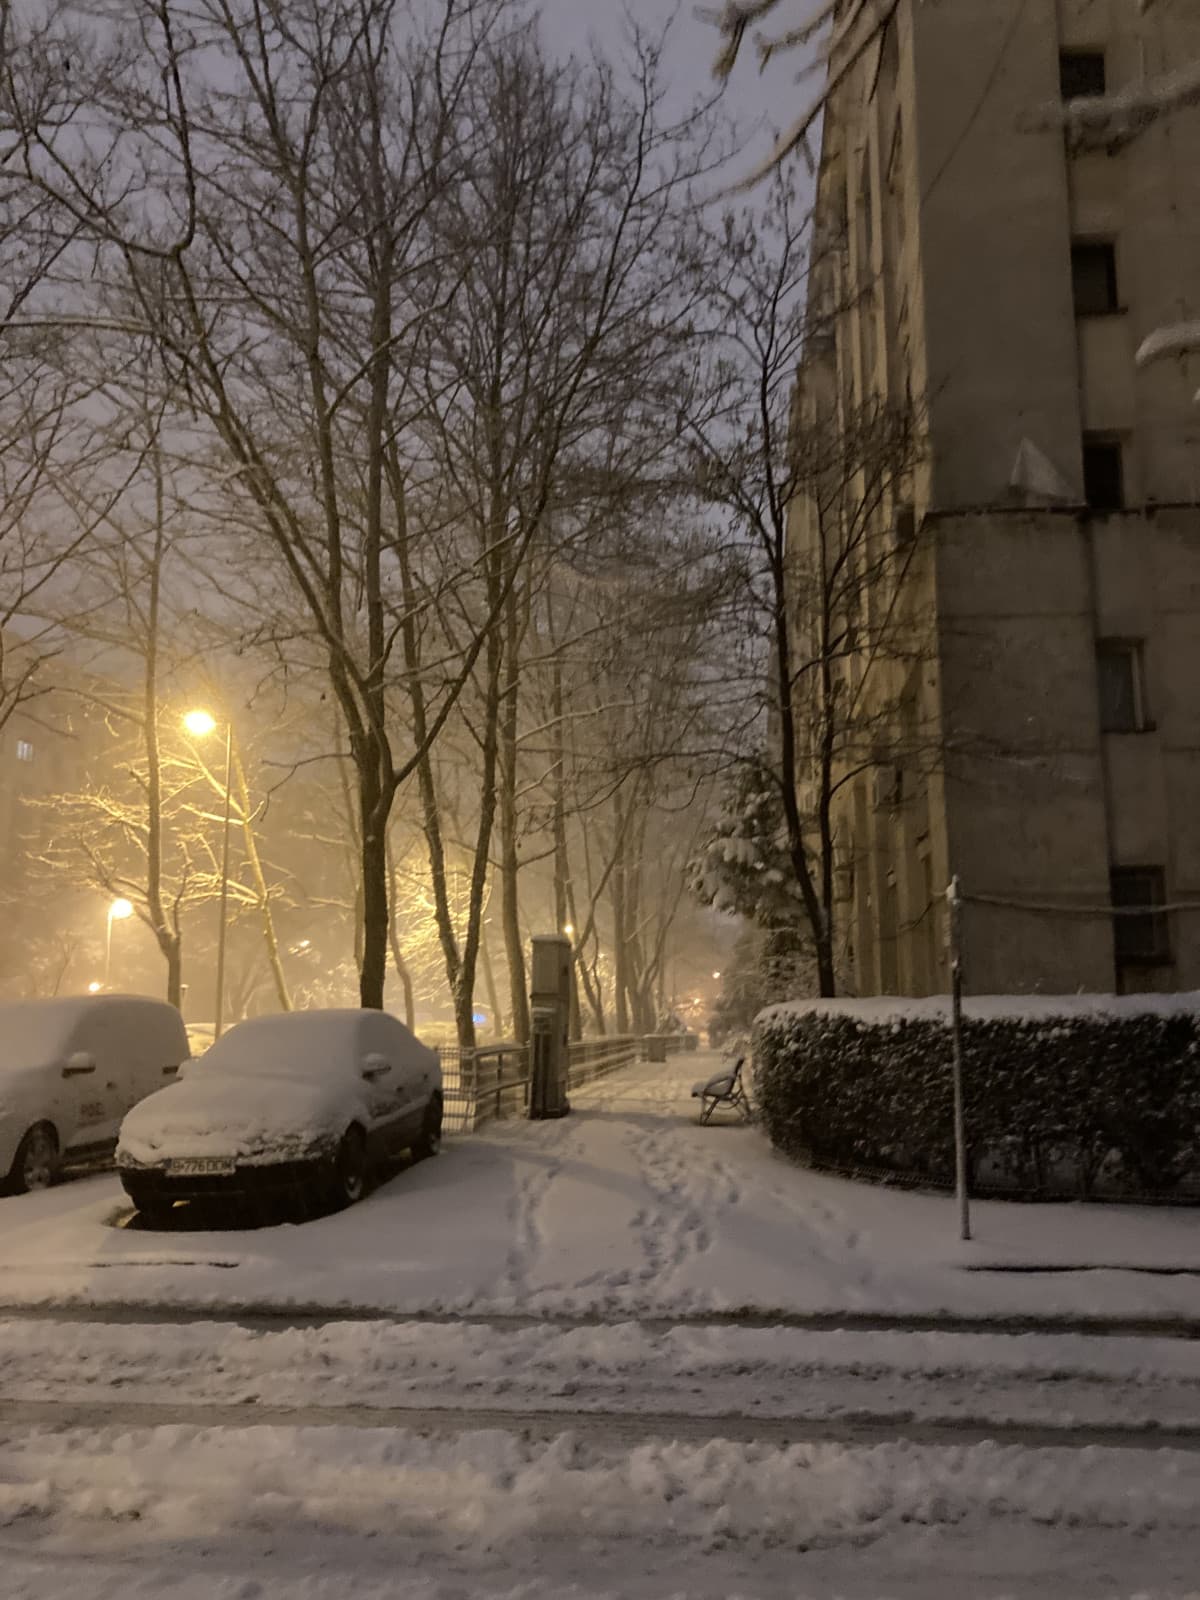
[0,1056,1195,1324]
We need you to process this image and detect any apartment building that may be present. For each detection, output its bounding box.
[789,0,1200,995]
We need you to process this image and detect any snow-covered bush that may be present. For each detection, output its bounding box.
[753,995,1200,1200]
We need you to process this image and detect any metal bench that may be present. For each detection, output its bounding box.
[691,1057,752,1125]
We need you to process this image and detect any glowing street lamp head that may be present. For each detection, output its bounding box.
[563,923,575,939]
[87,981,103,994]
[110,897,134,921]
[183,709,218,738]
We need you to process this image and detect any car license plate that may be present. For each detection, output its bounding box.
[167,1157,236,1176]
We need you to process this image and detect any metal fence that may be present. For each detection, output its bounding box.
[438,1030,700,1132]
[437,1042,531,1134]
[566,1035,640,1089]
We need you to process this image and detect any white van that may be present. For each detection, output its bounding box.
[0,995,190,1194]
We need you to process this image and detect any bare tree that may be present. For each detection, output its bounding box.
[401,29,716,1043]
[685,180,922,996]
[0,0,531,1009]
[703,0,899,183]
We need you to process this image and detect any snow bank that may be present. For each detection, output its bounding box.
[3,1422,1200,1551]
[759,991,1200,1027]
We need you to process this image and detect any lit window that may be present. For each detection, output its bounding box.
[15,739,33,762]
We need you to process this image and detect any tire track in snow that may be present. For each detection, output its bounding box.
[4,1394,1200,1452]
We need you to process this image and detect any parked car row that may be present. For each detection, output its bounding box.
[0,996,443,1221]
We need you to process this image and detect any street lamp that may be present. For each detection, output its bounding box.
[563,923,575,940]
[183,707,234,1041]
[104,896,134,987]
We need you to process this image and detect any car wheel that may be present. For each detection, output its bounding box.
[330,1125,368,1208]
[9,1124,60,1195]
[413,1095,443,1160]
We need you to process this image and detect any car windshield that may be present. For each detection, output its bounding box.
[200,1012,369,1078]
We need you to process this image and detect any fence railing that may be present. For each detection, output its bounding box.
[567,1035,640,1088]
[438,1042,530,1134]
[438,1030,702,1132]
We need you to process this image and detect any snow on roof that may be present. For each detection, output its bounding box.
[758,992,1200,1027]
[0,994,183,1070]
[202,1008,433,1077]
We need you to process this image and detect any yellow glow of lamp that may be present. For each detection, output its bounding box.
[110,898,134,921]
[182,709,218,738]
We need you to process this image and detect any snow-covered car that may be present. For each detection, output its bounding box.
[116,1009,444,1222]
[0,995,190,1195]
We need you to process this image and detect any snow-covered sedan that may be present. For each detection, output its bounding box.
[117,1009,443,1223]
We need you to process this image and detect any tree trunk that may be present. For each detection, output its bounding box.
[480,921,503,1035]
[385,838,416,1031]
[232,745,291,1012]
[453,608,504,1047]
[357,743,392,1009]
[498,587,529,1043]
[163,933,183,1012]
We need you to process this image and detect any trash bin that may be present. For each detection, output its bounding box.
[645,1035,667,1063]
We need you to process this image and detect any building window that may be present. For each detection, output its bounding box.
[1060,51,1106,100]
[1071,242,1119,316]
[1082,435,1125,510]
[15,739,33,762]
[1096,640,1147,732]
[1111,867,1171,966]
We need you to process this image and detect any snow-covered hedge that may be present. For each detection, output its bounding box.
[752,996,1200,1200]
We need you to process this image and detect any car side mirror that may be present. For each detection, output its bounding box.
[62,1052,96,1078]
[361,1054,390,1081]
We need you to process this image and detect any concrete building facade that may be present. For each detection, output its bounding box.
[790,0,1200,996]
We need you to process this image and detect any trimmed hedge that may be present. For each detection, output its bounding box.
[752,998,1200,1200]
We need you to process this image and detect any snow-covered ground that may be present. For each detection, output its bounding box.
[4,1057,1200,1598]
[4,1422,1200,1599]
[4,1315,1200,1436]
[0,1056,1196,1323]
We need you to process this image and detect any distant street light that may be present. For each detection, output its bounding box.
[183,707,234,1040]
[104,896,135,987]
[87,980,102,994]
[563,923,575,939]
[182,709,218,738]
[712,971,722,980]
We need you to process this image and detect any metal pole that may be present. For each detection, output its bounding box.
[104,907,114,988]
[949,875,971,1242]
[213,722,234,1041]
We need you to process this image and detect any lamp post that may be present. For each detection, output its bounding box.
[105,897,134,988]
[183,708,234,1040]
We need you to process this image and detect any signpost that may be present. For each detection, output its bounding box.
[948,876,971,1242]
